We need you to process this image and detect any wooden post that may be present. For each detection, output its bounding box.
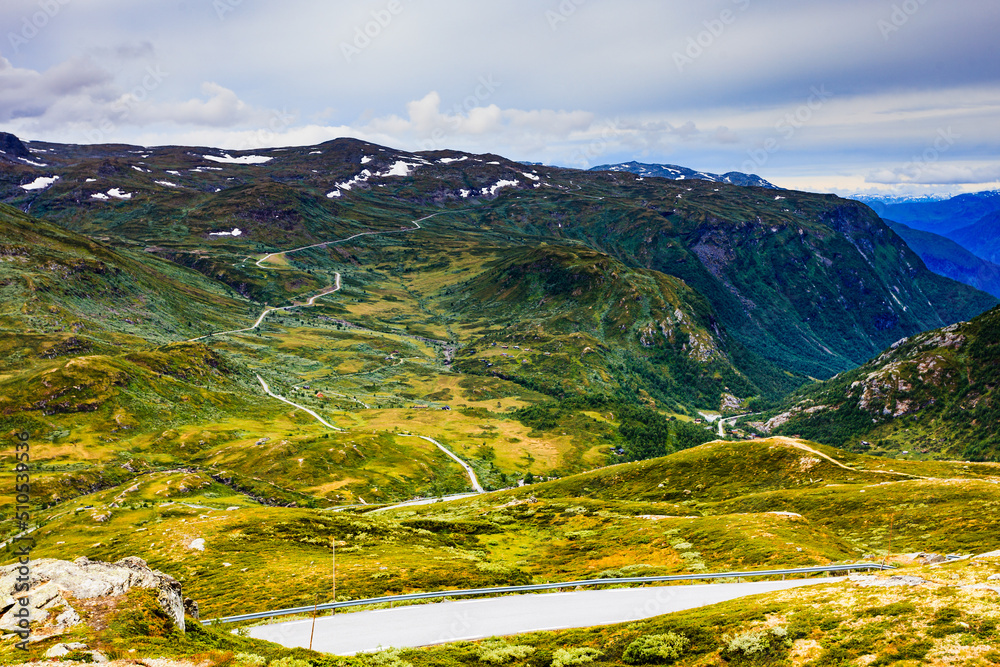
[882,515,895,568]
[308,595,318,651]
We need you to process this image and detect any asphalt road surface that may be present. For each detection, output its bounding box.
[249,578,833,655]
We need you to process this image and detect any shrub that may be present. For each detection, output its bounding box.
[233,654,267,667]
[353,648,412,667]
[551,647,602,667]
[722,626,791,662]
[622,632,689,664]
[872,639,933,666]
[477,640,536,664]
[269,659,311,667]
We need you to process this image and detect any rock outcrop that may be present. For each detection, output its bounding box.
[0,556,186,636]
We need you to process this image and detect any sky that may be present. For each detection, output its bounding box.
[1,0,999,196]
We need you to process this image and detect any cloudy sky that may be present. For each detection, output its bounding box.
[2,0,998,195]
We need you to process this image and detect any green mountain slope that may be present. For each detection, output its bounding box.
[447,244,801,409]
[757,304,1000,461]
[5,136,995,381]
[0,202,250,357]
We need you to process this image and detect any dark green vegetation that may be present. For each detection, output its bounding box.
[514,397,715,461]
[2,135,1000,662]
[759,304,1000,461]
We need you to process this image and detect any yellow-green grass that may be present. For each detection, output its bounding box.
[17,472,862,618]
[4,553,997,666]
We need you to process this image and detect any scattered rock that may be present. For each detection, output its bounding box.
[183,597,199,620]
[188,538,205,551]
[914,552,947,564]
[962,584,1000,595]
[849,574,929,587]
[974,549,1000,559]
[45,642,89,658]
[0,556,186,634]
[988,574,1000,581]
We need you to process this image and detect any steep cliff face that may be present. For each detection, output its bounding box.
[761,304,1000,461]
[532,188,997,378]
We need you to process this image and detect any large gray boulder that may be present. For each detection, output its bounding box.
[0,556,186,636]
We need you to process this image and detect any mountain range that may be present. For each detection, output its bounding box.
[884,220,1000,298]
[4,130,1000,663]
[590,160,779,189]
[0,128,998,507]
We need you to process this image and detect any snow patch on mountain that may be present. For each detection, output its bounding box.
[379,160,417,177]
[481,180,518,196]
[202,154,273,165]
[20,175,59,191]
[336,169,372,190]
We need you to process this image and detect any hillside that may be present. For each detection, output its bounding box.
[0,202,250,355]
[483,181,996,377]
[757,304,1000,461]
[447,245,799,409]
[949,209,1000,265]
[3,134,994,385]
[885,219,1000,297]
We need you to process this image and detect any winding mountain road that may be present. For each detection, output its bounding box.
[399,433,484,493]
[256,375,344,432]
[191,209,485,493]
[187,273,342,342]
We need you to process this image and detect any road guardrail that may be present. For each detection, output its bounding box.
[203,562,892,625]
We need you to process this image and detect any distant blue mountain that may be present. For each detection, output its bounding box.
[590,161,779,189]
[851,189,1000,236]
[885,219,1000,298]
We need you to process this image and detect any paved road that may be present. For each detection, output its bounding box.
[249,578,833,655]
[256,374,344,431]
[188,273,342,342]
[398,433,484,493]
